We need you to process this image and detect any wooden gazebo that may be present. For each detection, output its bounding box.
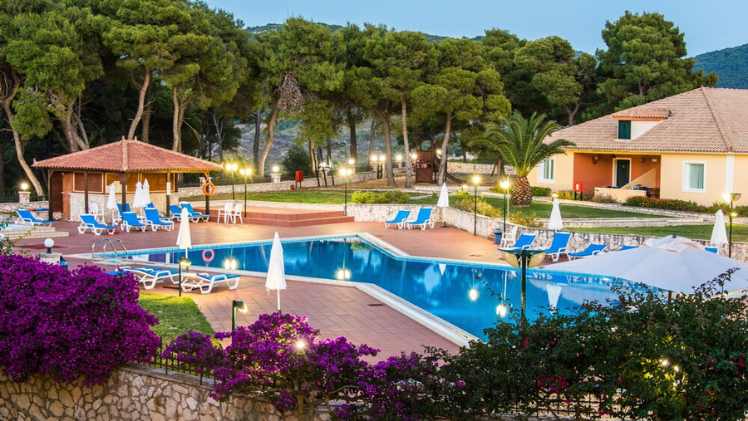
[33,138,222,221]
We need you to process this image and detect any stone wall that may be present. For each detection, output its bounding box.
[446,161,494,175]
[174,171,379,200]
[0,367,329,421]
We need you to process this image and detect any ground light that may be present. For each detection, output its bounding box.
[499,177,511,239]
[231,299,247,332]
[722,192,741,257]
[293,339,307,353]
[178,257,191,297]
[44,238,54,254]
[223,162,239,200]
[19,181,29,191]
[471,174,481,235]
[239,167,253,217]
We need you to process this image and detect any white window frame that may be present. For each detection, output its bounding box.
[682,161,706,193]
[612,158,632,188]
[538,158,555,183]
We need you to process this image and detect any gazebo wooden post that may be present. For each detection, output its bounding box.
[83,172,90,214]
[47,170,55,222]
[120,172,127,207]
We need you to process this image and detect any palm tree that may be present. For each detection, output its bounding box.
[482,112,574,206]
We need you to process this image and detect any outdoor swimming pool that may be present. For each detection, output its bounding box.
[107,235,641,339]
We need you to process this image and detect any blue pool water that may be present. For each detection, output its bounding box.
[112,235,639,339]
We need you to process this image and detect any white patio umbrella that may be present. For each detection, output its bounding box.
[546,284,563,309]
[710,209,728,247]
[132,181,146,209]
[142,178,151,207]
[547,198,563,230]
[176,208,192,257]
[437,183,449,208]
[106,183,117,219]
[547,236,748,294]
[265,232,287,311]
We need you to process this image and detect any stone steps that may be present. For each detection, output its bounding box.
[1,225,69,240]
[196,207,355,227]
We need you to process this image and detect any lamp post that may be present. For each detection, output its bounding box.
[178,257,191,297]
[378,154,386,179]
[471,174,481,236]
[499,248,543,337]
[499,177,511,235]
[395,153,403,169]
[338,167,354,215]
[239,167,253,217]
[223,162,238,200]
[231,299,247,332]
[723,192,742,257]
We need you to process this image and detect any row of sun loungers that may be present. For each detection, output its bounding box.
[75,203,209,235]
[384,207,434,230]
[111,266,240,294]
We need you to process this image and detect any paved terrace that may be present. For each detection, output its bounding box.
[16,219,504,358]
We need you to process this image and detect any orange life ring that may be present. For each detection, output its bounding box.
[201,181,217,196]
[202,249,215,263]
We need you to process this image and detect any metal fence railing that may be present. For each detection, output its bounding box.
[148,342,213,385]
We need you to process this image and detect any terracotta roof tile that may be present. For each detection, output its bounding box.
[548,87,748,153]
[612,107,670,120]
[33,139,223,172]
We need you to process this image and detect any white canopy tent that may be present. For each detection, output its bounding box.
[547,236,748,294]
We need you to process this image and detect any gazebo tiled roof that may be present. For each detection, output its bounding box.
[33,138,222,173]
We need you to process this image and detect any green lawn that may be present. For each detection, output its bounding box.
[481,197,663,219]
[139,292,213,343]
[571,225,748,243]
[183,190,662,219]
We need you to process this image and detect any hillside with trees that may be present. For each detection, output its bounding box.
[0,2,715,195]
[694,43,748,88]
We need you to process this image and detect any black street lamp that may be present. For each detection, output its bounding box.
[231,299,247,332]
[471,174,481,236]
[239,167,253,217]
[723,192,742,257]
[499,177,511,237]
[223,162,238,200]
[499,248,544,336]
[338,166,354,216]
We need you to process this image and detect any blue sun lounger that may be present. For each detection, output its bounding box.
[181,272,240,294]
[503,232,537,251]
[406,207,433,230]
[123,267,179,289]
[121,211,148,232]
[567,243,606,260]
[618,244,639,251]
[180,203,209,223]
[145,208,174,231]
[704,246,719,254]
[16,209,51,226]
[541,231,572,262]
[385,210,410,229]
[78,213,116,235]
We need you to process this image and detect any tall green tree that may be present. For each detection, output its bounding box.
[413,38,510,184]
[101,0,187,140]
[364,30,435,187]
[479,112,573,206]
[4,2,105,151]
[597,11,716,111]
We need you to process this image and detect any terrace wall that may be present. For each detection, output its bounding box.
[0,367,329,421]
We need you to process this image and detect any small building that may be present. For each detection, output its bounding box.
[33,138,222,221]
[529,87,748,206]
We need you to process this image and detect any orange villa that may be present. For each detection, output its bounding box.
[529,87,748,206]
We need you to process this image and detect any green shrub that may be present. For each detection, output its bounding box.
[592,194,617,203]
[625,196,708,213]
[281,143,312,176]
[451,191,501,217]
[531,186,551,197]
[350,190,410,204]
[508,211,540,227]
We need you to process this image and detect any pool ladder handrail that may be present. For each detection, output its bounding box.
[91,238,128,259]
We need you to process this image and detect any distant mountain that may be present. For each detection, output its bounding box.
[694,43,748,88]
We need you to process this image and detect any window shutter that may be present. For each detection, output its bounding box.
[618,121,632,140]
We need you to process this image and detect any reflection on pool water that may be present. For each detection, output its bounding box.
[114,235,641,339]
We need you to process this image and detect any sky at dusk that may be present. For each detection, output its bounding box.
[206,0,746,56]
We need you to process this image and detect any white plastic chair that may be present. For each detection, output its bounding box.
[217,202,233,223]
[231,202,244,224]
